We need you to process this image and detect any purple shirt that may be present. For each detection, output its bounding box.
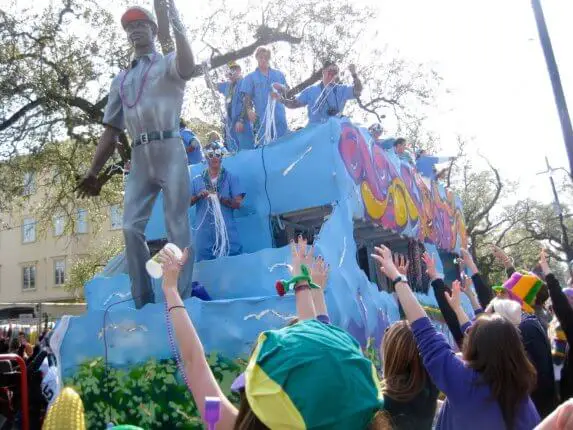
[412,317,540,430]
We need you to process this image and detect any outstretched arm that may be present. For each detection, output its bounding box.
[159,0,195,79]
[159,248,238,430]
[89,127,119,177]
[461,249,494,308]
[423,252,464,348]
[311,255,330,322]
[371,246,425,322]
[348,64,362,97]
[540,250,573,345]
[290,237,317,321]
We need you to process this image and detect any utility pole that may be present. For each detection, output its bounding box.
[531,0,573,179]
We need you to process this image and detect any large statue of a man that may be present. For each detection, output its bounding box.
[77,2,194,309]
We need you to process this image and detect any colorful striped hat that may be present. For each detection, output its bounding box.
[235,320,383,429]
[493,271,544,314]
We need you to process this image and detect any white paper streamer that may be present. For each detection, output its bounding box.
[209,193,229,257]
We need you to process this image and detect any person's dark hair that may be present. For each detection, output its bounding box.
[394,138,406,147]
[179,118,187,129]
[381,320,428,402]
[462,314,537,429]
[18,331,25,337]
[322,60,338,71]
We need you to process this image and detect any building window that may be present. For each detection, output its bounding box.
[22,265,36,290]
[22,218,36,243]
[76,208,88,234]
[22,172,35,196]
[110,205,123,230]
[54,259,65,286]
[54,215,65,236]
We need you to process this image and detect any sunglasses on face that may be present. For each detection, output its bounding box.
[326,68,339,75]
[126,20,150,31]
[205,149,223,159]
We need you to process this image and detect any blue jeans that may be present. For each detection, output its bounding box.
[123,137,194,308]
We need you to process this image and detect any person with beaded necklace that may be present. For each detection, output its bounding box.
[77,1,196,309]
[190,135,246,261]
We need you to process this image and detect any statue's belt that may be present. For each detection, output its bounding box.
[132,130,180,147]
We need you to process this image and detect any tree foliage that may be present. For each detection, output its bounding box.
[66,236,124,298]
[0,0,440,209]
[449,139,572,285]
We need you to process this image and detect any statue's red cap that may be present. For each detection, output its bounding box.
[121,7,158,33]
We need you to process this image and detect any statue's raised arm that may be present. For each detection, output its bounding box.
[155,0,195,80]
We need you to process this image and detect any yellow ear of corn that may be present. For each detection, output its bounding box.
[42,387,86,430]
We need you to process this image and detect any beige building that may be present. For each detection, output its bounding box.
[0,171,122,304]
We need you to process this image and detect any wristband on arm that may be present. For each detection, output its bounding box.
[276,264,320,296]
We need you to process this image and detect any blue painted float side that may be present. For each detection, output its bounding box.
[59,117,470,383]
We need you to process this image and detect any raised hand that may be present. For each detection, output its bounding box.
[311,255,329,288]
[491,244,512,268]
[460,248,478,274]
[371,245,400,280]
[539,248,551,277]
[158,246,189,288]
[393,254,409,276]
[421,252,439,280]
[445,280,463,313]
[290,235,314,277]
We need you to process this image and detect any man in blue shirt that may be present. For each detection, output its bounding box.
[180,119,203,165]
[275,61,362,124]
[217,61,254,151]
[240,47,288,143]
[189,140,245,261]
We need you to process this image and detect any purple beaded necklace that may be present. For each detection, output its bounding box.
[120,52,158,109]
[164,301,192,391]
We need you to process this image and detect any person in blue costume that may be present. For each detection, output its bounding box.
[189,139,245,262]
[216,61,254,151]
[274,61,362,124]
[394,137,414,165]
[180,118,203,165]
[240,46,288,143]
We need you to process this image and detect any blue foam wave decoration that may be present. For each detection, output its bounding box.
[58,117,470,378]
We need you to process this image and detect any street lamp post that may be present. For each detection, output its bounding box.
[531,0,573,179]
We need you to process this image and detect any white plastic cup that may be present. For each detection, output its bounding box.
[145,243,183,279]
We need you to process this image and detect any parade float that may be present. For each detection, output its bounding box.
[51,117,468,429]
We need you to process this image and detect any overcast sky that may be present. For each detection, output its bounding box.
[365,0,572,202]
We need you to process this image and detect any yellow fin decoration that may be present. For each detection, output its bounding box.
[361,181,388,220]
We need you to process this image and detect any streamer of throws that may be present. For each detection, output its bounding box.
[209,193,230,258]
[283,146,313,176]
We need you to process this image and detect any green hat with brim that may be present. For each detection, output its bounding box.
[242,320,383,430]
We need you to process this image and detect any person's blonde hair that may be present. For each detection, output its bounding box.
[255,46,271,58]
[485,298,522,326]
[381,320,428,402]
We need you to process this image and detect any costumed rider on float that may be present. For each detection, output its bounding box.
[273,61,363,124]
[189,137,246,262]
[216,61,255,151]
[77,1,195,309]
[240,47,289,144]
